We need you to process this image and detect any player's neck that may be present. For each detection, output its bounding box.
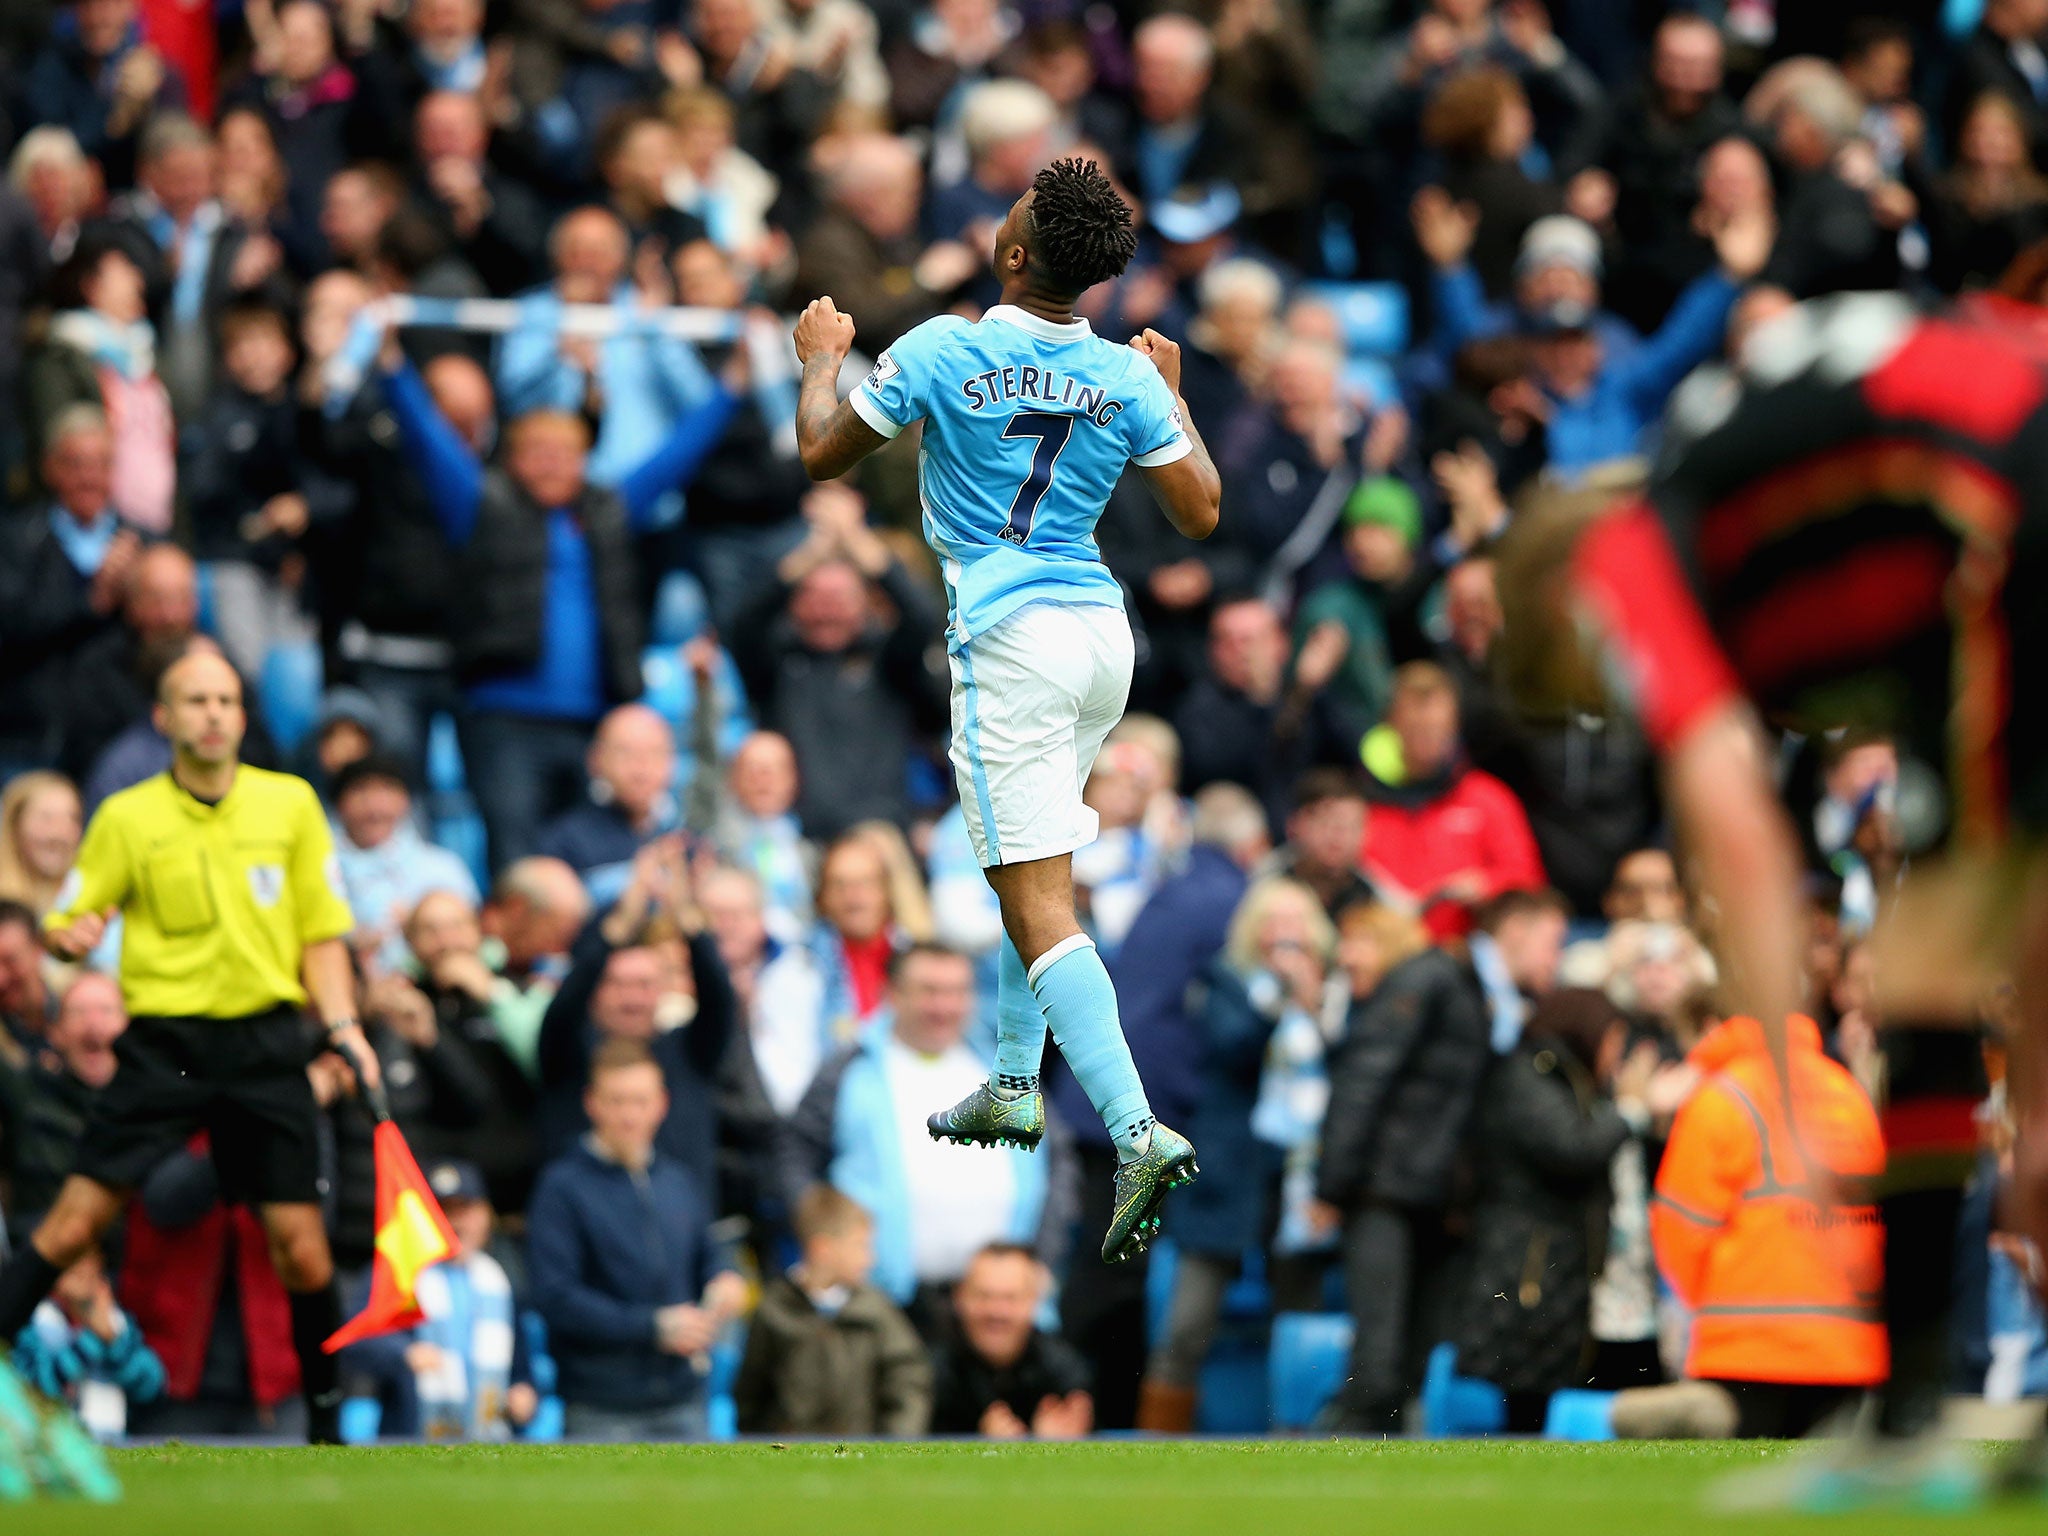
[1000,282,1077,327]
[172,754,238,805]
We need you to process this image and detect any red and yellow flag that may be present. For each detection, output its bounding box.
[323,1122,460,1352]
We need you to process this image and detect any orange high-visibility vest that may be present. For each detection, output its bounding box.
[1651,1015,1888,1387]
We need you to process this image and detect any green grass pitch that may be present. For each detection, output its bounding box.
[7,1441,2044,1535]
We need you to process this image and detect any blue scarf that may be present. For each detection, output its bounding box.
[49,507,120,578]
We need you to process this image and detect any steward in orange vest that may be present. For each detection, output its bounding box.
[1652,1014,1888,1388]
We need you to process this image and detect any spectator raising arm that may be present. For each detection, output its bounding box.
[380,348,487,545]
[615,381,743,530]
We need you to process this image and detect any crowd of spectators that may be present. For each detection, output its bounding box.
[0,0,2043,1443]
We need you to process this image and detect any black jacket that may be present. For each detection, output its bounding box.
[1764,169,1902,300]
[0,1052,98,1245]
[729,559,945,837]
[0,188,49,438]
[1315,948,1494,1211]
[405,172,553,298]
[1474,701,1657,918]
[1453,1031,1628,1396]
[410,977,541,1217]
[1945,25,2048,171]
[677,353,810,534]
[927,1330,1093,1435]
[1577,85,1744,328]
[1173,675,1363,839]
[0,509,136,762]
[182,386,305,566]
[453,470,645,706]
[301,383,457,646]
[53,619,151,782]
[324,1017,501,1269]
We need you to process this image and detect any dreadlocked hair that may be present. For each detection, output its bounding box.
[1026,157,1138,295]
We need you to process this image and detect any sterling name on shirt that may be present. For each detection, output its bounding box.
[958,363,1128,426]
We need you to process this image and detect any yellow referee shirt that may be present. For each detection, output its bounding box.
[47,767,355,1019]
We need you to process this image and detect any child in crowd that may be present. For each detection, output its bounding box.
[13,1248,164,1442]
[180,299,316,680]
[406,1161,539,1441]
[733,1186,931,1437]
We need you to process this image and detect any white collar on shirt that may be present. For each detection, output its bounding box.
[985,304,1092,344]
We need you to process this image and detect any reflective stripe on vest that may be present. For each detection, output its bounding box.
[1694,1301,1882,1321]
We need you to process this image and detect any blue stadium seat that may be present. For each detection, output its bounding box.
[433,807,489,891]
[1298,281,1410,358]
[1543,1390,1616,1442]
[1142,1240,1273,1433]
[524,1396,566,1443]
[518,1311,564,1443]
[707,1328,745,1442]
[1268,1313,1354,1431]
[424,713,488,888]
[426,714,468,796]
[1340,357,1401,412]
[339,1396,382,1444]
[258,640,324,753]
[1144,1239,1179,1352]
[193,561,217,640]
[1419,1342,1506,1437]
[1197,1337,1269,1435]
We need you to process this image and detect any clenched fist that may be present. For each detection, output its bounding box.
[1128,328,1183,396]
[794,297,856,366]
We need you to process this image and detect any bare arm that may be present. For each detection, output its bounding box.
[303,935,383,1095]
[1129,329,1222,540]
[2015,863,2048,1293]
[1663,703,1803,1103]
[793,297,888,481]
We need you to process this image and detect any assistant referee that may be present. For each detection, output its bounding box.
[0,648,382,1443]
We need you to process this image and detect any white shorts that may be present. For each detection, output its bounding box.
[949,602,1134,868]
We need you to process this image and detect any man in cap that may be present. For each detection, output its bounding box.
[1112,182,1262,342]
[1289,475,1420,727]
[1418,207,1777,474]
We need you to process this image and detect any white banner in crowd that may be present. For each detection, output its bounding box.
[324,294,806,422]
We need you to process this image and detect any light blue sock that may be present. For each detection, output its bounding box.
[991,938,1045,1095]
[1029,935,1153,1160]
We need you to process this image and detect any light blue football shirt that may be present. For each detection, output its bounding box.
[848,305,1192,650]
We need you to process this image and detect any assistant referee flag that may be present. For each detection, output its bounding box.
[324,1122,460,1351]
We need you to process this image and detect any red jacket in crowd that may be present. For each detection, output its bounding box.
[1362,765,1547,941]
[116,1135,300,1409]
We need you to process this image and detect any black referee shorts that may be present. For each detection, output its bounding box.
[73,1008,323,1206]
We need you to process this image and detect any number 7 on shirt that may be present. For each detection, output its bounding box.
[998,412,1074,545]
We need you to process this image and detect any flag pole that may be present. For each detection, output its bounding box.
[327,1035,392,1127]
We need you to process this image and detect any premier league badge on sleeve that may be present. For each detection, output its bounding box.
[865,352,901,392]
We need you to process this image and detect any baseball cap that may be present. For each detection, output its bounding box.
[1150,183,1241,245]
[1515,215,1602,280]
[1342,475,1422,545]
[426,1160,490,1205]
[315,686,387,740]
